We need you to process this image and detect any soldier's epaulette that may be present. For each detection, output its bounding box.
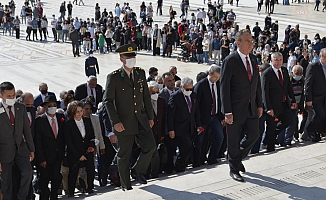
[134,67,144,71]
[112,69,122,75]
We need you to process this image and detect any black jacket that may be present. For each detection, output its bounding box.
[305,61,326,104]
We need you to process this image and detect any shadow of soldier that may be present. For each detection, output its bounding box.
[244,172,326,199]
[141,184,232,200]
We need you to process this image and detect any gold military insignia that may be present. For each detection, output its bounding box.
[128,47,133,52]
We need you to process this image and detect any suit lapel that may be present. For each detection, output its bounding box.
[0,103,12,128]
[235,51,251,84]
[317,62,326,85]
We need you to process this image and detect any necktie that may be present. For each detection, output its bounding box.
[245,56,253,82]
[7,106,15,127]
[91,87,94,96]
[185,96,192,112]
[211,83,217,115]
[130,72,133,85]
[278,70,286,102]
[51,118,57,138]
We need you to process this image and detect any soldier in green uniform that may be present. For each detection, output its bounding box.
[103,44,156,191]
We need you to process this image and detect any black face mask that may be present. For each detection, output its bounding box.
[26,107,32,112]
[41,90,48,95]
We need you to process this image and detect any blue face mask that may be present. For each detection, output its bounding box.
[293,75,302,81]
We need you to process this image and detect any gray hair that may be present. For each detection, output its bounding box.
[235,29,252,42]
[271,52,283,60]
[88,75,97,82]
[320,48,326,57]
[155,75,162,81]
[147,81,158,89]
[175,80,181,88]
[59,90,67,99]
[208,64,221,74]
[181,77,193,87]
[292,65,303,72]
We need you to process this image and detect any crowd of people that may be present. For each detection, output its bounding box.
[1,0,326,199]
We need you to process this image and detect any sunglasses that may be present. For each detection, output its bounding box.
[47,104,57,107]
[184,88,193,91]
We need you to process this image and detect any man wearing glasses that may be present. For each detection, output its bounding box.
[167,77,203,172]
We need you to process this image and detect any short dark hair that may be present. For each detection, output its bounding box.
[0,82,15,95]
[196,72,208,82]
[161,72,174,82]
[66,101,84,119]
[149,67,158,75]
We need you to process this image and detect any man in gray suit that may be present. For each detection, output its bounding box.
[0,82,35,200]
[158,72,179,173]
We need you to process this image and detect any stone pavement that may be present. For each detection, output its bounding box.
[0,0,326,199]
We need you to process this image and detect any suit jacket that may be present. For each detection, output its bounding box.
[34,92,57,107]
[167,90,201,137]
[194,78,224,125]
[305,61,326,105]
[34,113,65,165]
[220,51,263,120]
[70,29,79,44]
[103,67,154,135]
[159,87,179,135]
[28,106,37,138]
[89,114,105,154]
[0,102,35,163]
[151,97,165,145]
[64,117,95,167]
[74,83,103,106]
[262,66,295,116]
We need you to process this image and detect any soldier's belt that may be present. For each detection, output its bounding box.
[89,65,95,68]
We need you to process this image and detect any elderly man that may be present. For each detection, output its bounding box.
[167,77,202,172]
[74,75,103,108]
[193,65,224,167]
[34,83,57,107]
[305,48,326,142]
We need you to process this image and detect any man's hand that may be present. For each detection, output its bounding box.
[225,113,233,125]
[169,131,175,139]
[79,155,87,161]
[306,101,312,107]
[100,149,105,155]
[258,107,263,118]
[109,134,117,143]
[39,161,47,168]
[267,109,274,117]
[291,103,297,110]
[30,152,34,162]
[114,122,125,132]
[149,119,154,128]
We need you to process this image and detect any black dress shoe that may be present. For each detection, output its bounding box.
[121,186,133,191]
[240,163,246,173]
[207,160,219,165]
[230,172,244,182]
[86,189,94,194]
[131,169,147,184]
[68,193,74,198]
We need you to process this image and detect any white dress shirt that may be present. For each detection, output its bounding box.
[271,65,284,80]
[208,79,218,114]
[123,67,134,81]
[237,49,253,73]
[75,118,86,138]
[2,102,15,118]
[46,113,58,136]
[87,83,97,101]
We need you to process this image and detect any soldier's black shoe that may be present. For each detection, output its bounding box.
[131,169,147,184]
[121,186,133,191]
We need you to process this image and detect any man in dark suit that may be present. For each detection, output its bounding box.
[158,72,179,173]
[74,75,103,108]
[69,26,80,57]
[305,48,326,142]
[103,44,156,191]
[34,83,57,107]
[85,50,99,77]
[220,29,263,182]
[169,66,181,82]
[262,52,297,151]
[193,65,224,167]
[299,34,311,50]
[34,95,65,200]
[0,82,35,200]
[168,77,202,172]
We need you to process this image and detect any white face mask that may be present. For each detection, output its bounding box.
[47,107,57,115]
[157,84,163,90]
[151,93,158,101]
[125,58,136,68]
[183,90,192,96]
[4,98,16,106]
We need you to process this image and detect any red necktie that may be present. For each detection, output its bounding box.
[211,83,217,115]
[245,56,252,82]
[51,118,57,138]
[185,96,192,112]
[278,70,286,102]
[7,106,15,127]
[91,88,94,96]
